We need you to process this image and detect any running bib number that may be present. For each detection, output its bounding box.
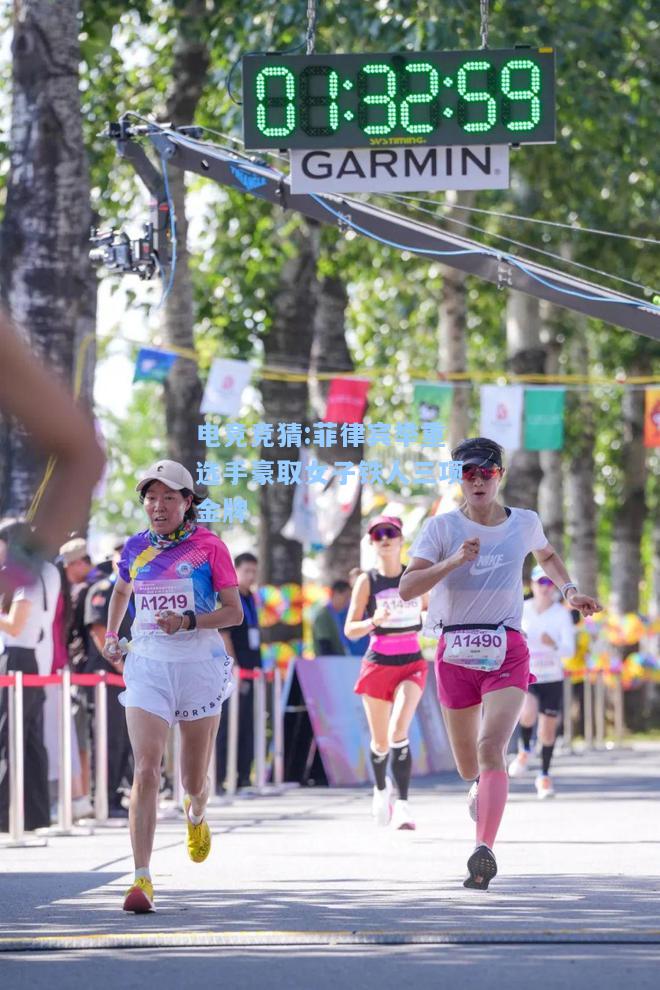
[134,579,195,633]
[444,625,508,672]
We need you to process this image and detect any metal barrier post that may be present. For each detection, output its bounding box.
[254,670,267,791]
[562,678,573,749]
[583,676,594,749]
[613,676,625,745]
[595,671,606,747]
[94,675,109,823]
[57,668,73,831]
[9,672,25,842]
[225,674,239,796]
[273,666,284,786]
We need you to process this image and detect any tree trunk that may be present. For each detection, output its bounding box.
[565,331,598,594]
[0,0,94,517]
[610,372,646,613]
[162,3,209,473]
[310,273,362,584]
[503,291,543,511]
[438,191,473,449]
[259,222,319,585]
[537,303,564,554]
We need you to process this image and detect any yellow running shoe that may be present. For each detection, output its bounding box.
[123,876,154,913]
[183,795,211,863]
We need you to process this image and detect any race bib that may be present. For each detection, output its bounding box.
[248,627,261,650]
[134,578,195,633]
[530,648,563,684]
[444,625,508,672]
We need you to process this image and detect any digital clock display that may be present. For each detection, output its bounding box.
[242,49,555,150]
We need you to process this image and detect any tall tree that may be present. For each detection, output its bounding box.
[0,0,94,517]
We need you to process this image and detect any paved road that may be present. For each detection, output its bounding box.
[1,744,659,988]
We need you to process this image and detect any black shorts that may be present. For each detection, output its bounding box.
[529,680,563,716]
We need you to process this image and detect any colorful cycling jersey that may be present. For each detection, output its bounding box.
[118,526,238,662]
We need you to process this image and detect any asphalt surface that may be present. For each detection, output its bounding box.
[1,744,659,988]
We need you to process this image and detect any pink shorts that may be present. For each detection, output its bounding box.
[435,630,533,710]
[354,659,428,703]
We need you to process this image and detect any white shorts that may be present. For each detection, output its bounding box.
[119,651,234,727]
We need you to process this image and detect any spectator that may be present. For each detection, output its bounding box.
[216,552,262,791]
[84,542,133,818]
[312,580,352,656]
[0,519,51,831]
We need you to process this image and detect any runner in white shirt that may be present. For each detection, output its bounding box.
[509,566,575,798]
[401,437,601,890]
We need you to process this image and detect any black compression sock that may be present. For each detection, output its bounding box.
[390,739,412,801]
[541,743,555,776]
[370,746,389,790]
[520,726,533,751]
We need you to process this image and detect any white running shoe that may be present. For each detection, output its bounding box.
[391,799,416,831]
[508,751,530,778]
[467,781,478,822]
[371,777,393,826]
[535,774,555,799]
[72,796,94,820]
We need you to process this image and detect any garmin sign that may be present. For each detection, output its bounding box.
[290,144,509,193]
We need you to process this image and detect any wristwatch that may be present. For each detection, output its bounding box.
[183,609,197,631]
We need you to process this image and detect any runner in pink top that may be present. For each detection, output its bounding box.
[101,460,243,914]
[401,437,601,889]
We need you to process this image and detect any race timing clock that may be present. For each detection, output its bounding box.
[242,48,555,150]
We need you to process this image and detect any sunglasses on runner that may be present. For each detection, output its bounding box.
[461,464,501,481]
[370,526,401,541]
[536,577,554,587]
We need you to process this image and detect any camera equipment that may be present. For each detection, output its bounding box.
[89,222,159,280]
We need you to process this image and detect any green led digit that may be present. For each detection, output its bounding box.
[255,66,296,138]
[456,60,497,133]
[300,65,340,136]
[400,62,440,135]
[501,59,541,131]
[357,63,398,136]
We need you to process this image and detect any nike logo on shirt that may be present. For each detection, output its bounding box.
[469,554,508,577]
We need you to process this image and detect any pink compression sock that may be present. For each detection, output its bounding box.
[476,769,509,848]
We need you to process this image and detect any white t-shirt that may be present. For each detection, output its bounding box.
[1,561,61,660]
[522,599,576,683]
[411,507,549,635]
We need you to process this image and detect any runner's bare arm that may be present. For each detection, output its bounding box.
[101,577,133,666]
[0,310,105,561]
[0,599,31,636]
[533,543,602,616]
[400,540,480,601]
[197,585,243,631]
[344,572,376,640]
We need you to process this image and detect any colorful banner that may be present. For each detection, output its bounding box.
[523,387,566,450]
[200,358,251,416]
[323,377,370,423]
[479,384,523,450]
[133,347,178,383]
[413,382,453,425]
[295,656,453,786]
[644,387,660,447]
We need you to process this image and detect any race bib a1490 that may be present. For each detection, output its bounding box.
[133,578,194,633]
[444,625,508,672]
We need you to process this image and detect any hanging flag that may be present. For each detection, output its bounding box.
[200,358,251,416]
[523,387,566,450]
[282,450,324,548]
[644,387,660,447]
[479,384,523,450]
[412,382,453,424]
[315,468,361,547]
[323,377,370,423]
[133,347,178,383]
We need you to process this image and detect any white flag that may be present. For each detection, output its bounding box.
[200,358,251,416]
[479,385,523,450]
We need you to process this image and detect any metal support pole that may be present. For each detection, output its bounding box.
[94,676,109,823]
[595,671,606,747]
[254,670,267,791]
[583,676,594,749]
[8,672,24,841]
[226,676,239,796]
[562,678,573,749]
[613,676,625,745]
[273,666,284,786]
[58,668,73,831]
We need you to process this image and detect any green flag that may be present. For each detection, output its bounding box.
[413,382,453,426]
[524,388,565,450]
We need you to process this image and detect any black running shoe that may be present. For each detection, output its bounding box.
[463,844,497,890]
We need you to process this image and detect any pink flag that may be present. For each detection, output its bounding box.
[323,378,370,423]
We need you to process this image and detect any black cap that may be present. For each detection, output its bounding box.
[451,437,503,469]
